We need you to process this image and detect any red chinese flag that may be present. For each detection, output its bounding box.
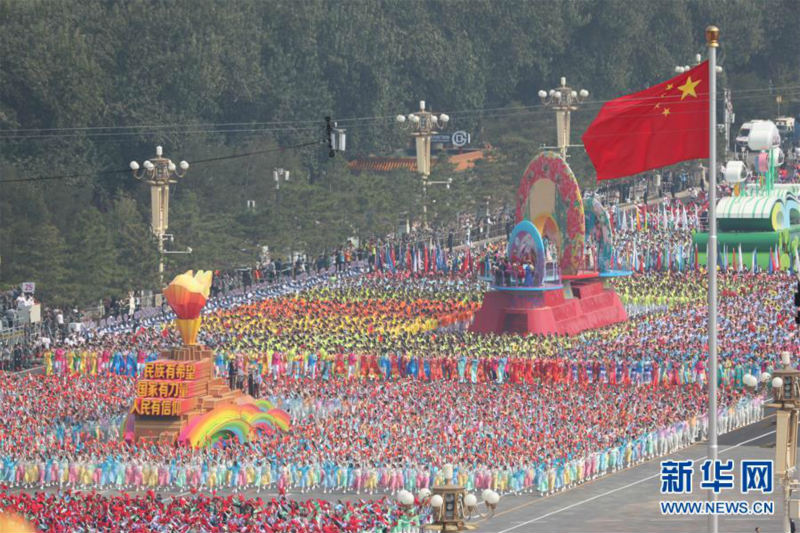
[582,61,709,180]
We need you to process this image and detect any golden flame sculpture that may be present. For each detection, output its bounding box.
[163,270,213,345]
[0,513,36,533]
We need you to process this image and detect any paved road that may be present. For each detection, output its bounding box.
[477,414,783,533]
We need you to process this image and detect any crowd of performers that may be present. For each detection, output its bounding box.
[613,198,706,273]
[3,195,797,531]
[5,271,791,498]
[0,491,423,533]
[41,272,793,393]
[0,375,764,497]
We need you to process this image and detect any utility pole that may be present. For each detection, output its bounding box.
[538,77,589,158]
[130,146,190,286]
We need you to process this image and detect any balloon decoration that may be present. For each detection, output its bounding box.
[163,270,213,345]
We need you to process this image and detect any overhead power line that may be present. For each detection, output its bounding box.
[2,81,797,183]
[1,82,798,141]
[0,140,321,185]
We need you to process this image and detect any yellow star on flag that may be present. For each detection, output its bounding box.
[666,83,674,90]
[677,76,701,100]
[662,108,671,117]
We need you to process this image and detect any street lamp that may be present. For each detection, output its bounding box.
[463,494,478,520]
[674,53,723,74]
[130,145,190,285]
[273,167,290,204]
[538,77,589,158]
[396,100,450,228]
[765,351,800,533]
[396,490,414,506]
[426,485,487,531]
[482,489,500,518]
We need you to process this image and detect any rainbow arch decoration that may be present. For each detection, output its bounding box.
[177,398,290,448]
[515,152,586,275]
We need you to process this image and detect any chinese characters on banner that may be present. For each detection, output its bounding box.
[136,381,189,399]
[131,397,187,416]
[132,361,204,417]
[142,361,197,380]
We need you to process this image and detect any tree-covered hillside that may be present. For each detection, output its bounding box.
[1,0,798,305]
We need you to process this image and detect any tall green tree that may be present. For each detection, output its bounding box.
[109,194,159,291]
[63,208,121,305]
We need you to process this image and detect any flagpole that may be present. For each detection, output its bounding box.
[705,24,719,533]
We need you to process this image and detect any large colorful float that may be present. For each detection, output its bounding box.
[470,152,628,336]
[692,120,800,270]
[124,270,289,446]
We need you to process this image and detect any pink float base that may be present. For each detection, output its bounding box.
[469,280,627,336]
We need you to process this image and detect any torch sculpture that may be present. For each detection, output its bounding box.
[162,270,213,345]
[126,269,290,446]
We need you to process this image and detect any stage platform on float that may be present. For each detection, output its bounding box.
[599,269,633,278]
[489,284,564,292]
[470,272,628,336]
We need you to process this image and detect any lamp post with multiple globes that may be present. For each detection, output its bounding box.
[130,146,190,285]
[538,77,589,159]
[745,351,800,533]
[396,100,450,228]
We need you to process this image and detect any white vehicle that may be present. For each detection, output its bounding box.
[735,120,762,155]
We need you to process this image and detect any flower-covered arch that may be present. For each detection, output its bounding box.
[583,191,614,273]
[515,152,585,275]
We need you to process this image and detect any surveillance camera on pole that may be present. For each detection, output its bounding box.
[326,116,346,158]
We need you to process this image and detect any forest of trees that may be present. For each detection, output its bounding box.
[1,0,798,306]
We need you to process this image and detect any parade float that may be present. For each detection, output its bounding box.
[124,270,289,446]
[692,120,800,270]
[470,151,629,336]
